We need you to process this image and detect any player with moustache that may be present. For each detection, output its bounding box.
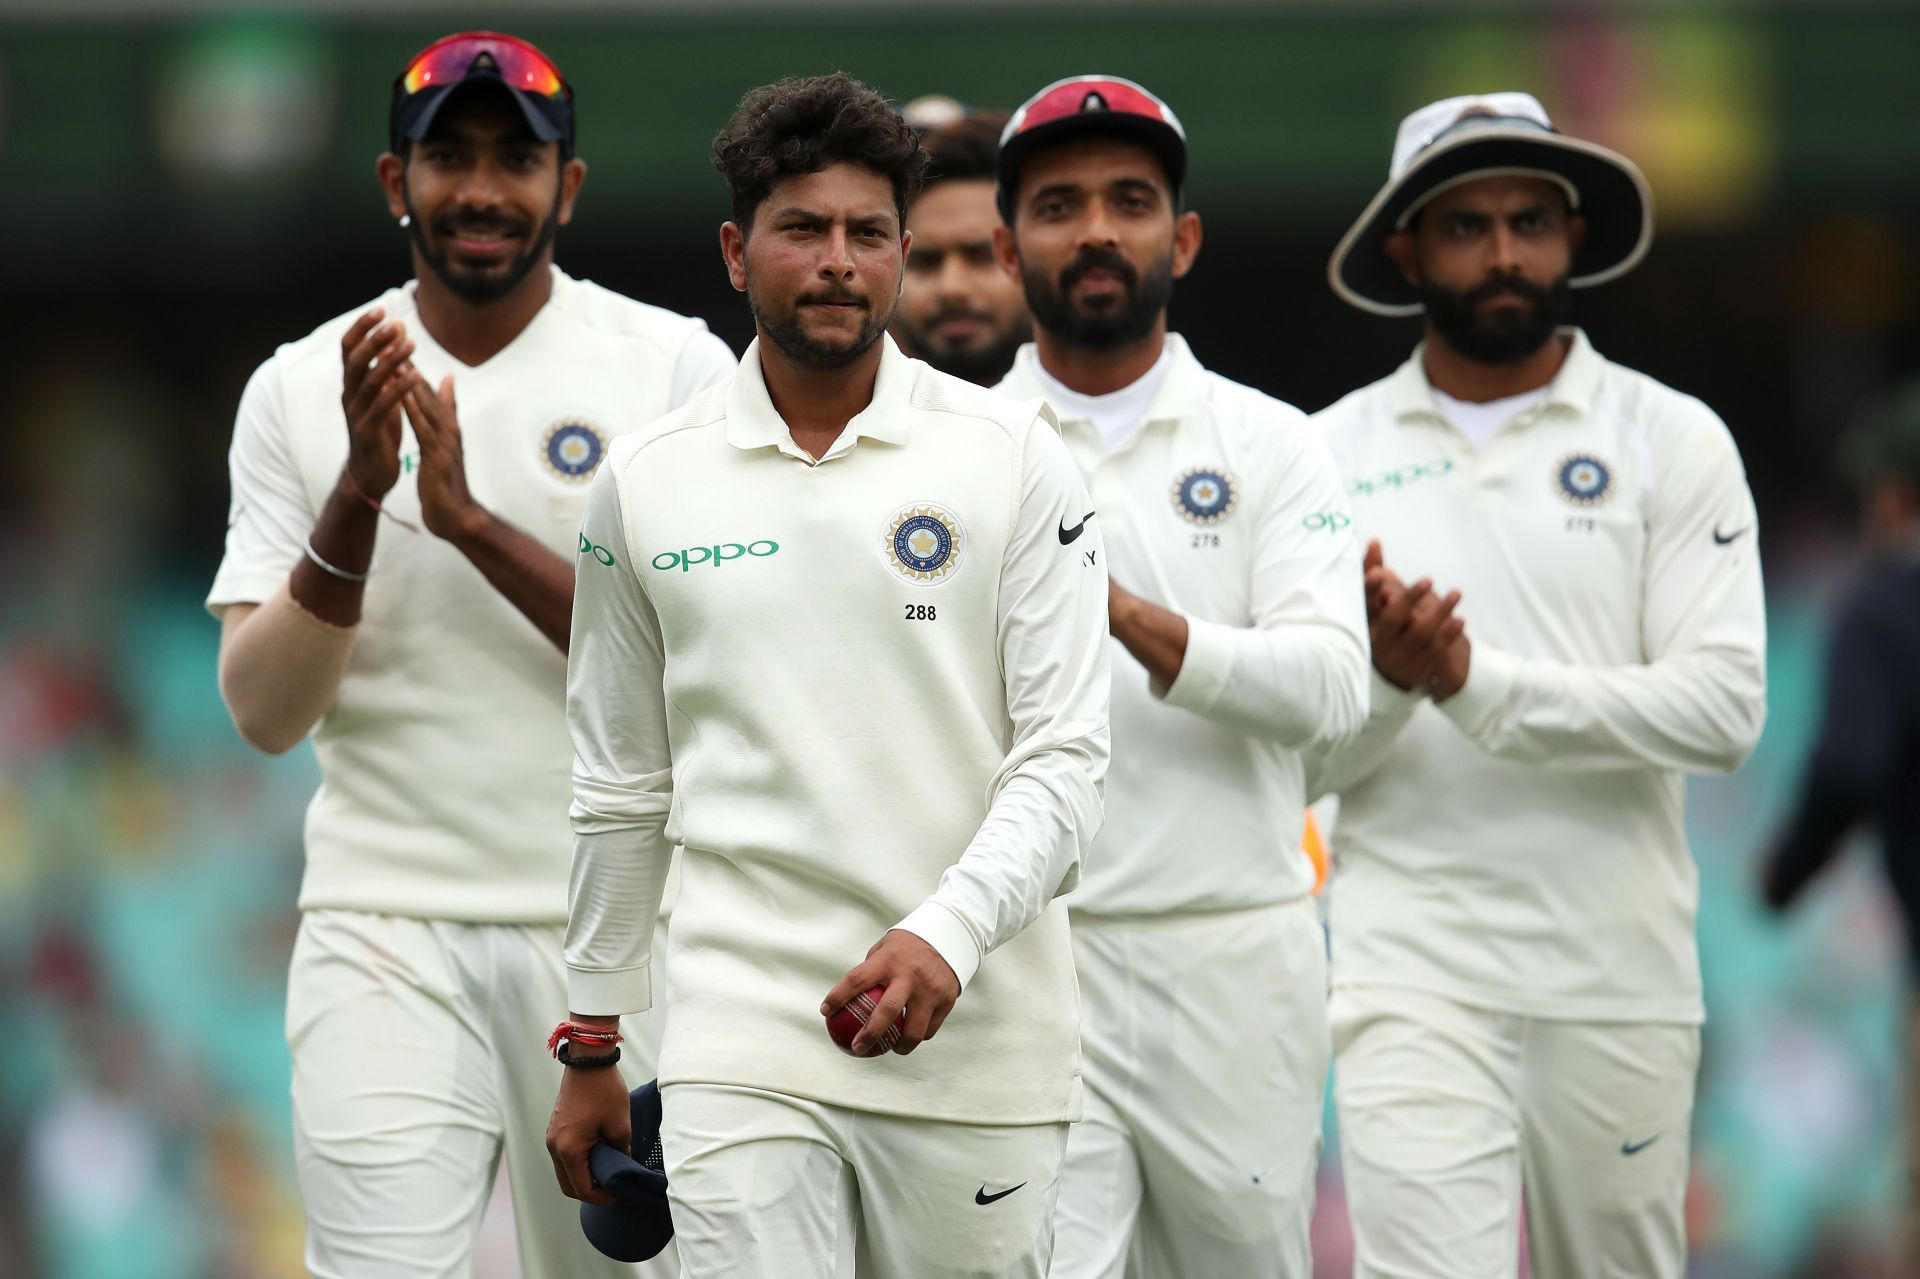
[1310,93,1768,1279]
[992,75,1369,1278]
[545,73,1110,1278]
[208,31,733,1278]
[892,109,1032,386]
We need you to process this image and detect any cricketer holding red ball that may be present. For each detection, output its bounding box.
[546,74,1110,1278]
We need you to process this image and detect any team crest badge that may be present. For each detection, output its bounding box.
[543,421,605,481]
[884,503,965,586]
[1554,454,1613,507]
[1172,466,1239,526]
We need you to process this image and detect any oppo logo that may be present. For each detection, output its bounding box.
[578,533,616,567]
[650,541,781,572]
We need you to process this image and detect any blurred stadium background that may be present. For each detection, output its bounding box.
[2,1,1917,1275]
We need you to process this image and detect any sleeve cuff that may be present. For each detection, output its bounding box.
[1156,615,1234,712]
[566,961,652,1017]
[893,901,983,993]
[1368,668,1425,718]
[1436,645,1516,739]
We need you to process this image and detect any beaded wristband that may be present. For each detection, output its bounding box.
[555,1044,622,1070]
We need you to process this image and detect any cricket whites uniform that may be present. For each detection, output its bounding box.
[209,266,734,1279]
[1311,330,1767,1278]
[999,336,1370,1278]
[565,336,1110,1278]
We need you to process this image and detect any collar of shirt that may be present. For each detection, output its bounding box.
[724,334,915,460]
[398,264,574,370]
[1005,333,1212,452]
[1382,326,1606,429]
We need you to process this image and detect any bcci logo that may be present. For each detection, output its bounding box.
[1554,454,1613,507]
[884,503,965,586]
[543,420,605,481]
[1172,466,1238,526]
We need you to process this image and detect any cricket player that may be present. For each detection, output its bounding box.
[1311,93,1768,1278]
[208,32,733,1278]
[990,75,1370,1277]
[544,73,1110,1279]
[893,108,1032,385]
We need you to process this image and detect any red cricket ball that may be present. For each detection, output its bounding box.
[825,986,905,1057]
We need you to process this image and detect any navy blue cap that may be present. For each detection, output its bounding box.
[578,1080,674,1263]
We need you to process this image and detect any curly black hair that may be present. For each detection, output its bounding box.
[712,73,928,233]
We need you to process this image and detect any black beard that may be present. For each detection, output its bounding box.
[751,288,891,372]
[901,312,1030,386]
[1022,245,1172,351]
[1422,271,1572,365]
[407,194,557,304]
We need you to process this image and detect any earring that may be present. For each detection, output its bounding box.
[399,214,412,229]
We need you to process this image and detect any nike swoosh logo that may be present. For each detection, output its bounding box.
[1057,511,1096,546]
[1712,525,1749,546]
[1620,1135,1660,1156]
[975,1182,1027,1205]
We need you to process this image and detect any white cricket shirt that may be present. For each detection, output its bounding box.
[565,336,1110,1125]
[208,267,736,923]
[1311,330,1768,1023]
[1000,336,1370,915]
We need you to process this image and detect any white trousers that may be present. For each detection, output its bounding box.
[661,1082,1069,1278]
[1331,984,1699,1279]
[286,908,672,1279]
[1051,899,1330,1279]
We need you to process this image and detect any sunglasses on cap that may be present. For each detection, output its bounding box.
[390,31,574,154]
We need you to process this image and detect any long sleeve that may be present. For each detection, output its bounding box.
[1158,426,1371,752]
[1765,583,1901,908]
[1438,404,1767,773]
[564,458,676,1014]
[894,421,1111,990]
[1306,672,1424,801]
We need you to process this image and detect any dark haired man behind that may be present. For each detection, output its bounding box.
[545,73,1110,1278]
[208,31,732,1279]
[893,109,1032,385]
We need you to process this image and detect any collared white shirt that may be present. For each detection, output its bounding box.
[207,267,735,923]
[1000,336,1369,915]
[565,336,1109,1124]
[1031,343,1173,452]
[1312,329,1767,1023]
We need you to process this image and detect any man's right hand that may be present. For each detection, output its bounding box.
[1364,539,1467,694]
[339,307,418,499]
[546,1058,631,1207]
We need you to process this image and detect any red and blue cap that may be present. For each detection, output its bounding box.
[996,75,1187,222]
[389,31,575,157]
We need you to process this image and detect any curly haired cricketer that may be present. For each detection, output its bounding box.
[545,73,1110,1279]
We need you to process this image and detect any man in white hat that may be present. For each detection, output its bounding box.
[1311,93,1768,1278]
[993,74,1369,1277]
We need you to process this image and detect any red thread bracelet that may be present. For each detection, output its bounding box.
[548,1020,623,1059]
[342,468,421,533]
